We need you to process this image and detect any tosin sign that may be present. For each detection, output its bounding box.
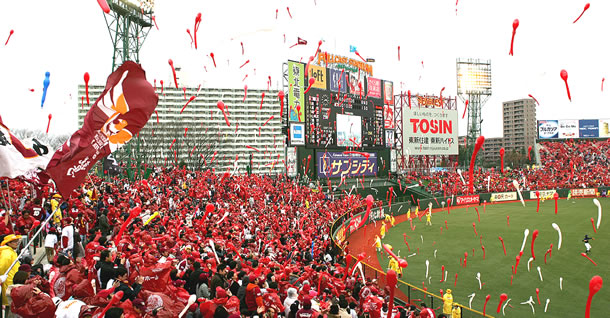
[409,118,453,134]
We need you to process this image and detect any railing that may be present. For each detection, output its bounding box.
[330,202,492,317]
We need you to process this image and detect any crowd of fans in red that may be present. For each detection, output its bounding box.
[2,139,605,317]
[418,140,610,196]
[0,169,440,318]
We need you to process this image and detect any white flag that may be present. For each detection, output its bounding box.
[0,117,53,178]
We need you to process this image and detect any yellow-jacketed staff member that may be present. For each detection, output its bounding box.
[442,289,454,317]
[51,194,63,226]
[0,235,22,306]
[388,256,403,278]
[373,235,382,252]
[451,303,462,318]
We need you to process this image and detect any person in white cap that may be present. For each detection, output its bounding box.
[284,287,298,317]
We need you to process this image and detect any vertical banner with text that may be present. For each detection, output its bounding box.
[288,61,305,122]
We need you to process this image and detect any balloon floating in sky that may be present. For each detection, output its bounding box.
[194,13,202,49]
[240,59,250,69]
[151,16,159,30]
[168,59,178,88]
[46,114,52,134]
[397,46,400,61]
[560,69,571,101]
[461,100,469,118]
[259,92,265,110]
[84,72,90,105]
[286,7,293,19]
[180,96,196,114]
[278,91,285,117]
[41,71,50,108]
[97,0,110,14]
[210,52,217,68]
[217,101,230,127]
[499,147,505,173]
[528,94,539,105]
[354,51,366,63]
[4,29,14,46]
[186,29,193,46]
[304,77,315,94]
[468,136,485,194]
[573,3,590,24]
[509,19,519,56]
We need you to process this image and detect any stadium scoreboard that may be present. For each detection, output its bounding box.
[287,57,393,149]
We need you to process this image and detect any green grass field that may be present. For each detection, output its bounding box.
[377,197,610,317]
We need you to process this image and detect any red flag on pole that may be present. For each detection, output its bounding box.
[43,61,158,197]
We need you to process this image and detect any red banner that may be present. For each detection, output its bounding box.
[139,261,172,292]
[456,195,480,205]
[44,61,158,197]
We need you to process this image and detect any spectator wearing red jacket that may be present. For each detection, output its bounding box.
[15,210,36,235]
[245,274,263,315]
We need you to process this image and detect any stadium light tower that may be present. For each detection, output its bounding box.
[456,58,492,168]
[103,0,154,71]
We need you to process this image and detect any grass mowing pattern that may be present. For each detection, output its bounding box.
[377,198,609,317]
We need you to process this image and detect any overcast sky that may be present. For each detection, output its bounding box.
[0,0,609,138]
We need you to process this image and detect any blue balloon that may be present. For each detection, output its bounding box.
[41,71,50,108]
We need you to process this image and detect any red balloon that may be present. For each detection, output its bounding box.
[585,275,603,318]
[97,0,110,13]
[210,52,217,68]
[560,69,572,101]
[573,3,591,24]
[46,114,52,133]
[499,147,505,173]
[169,59,178,89]
[497,293,508,313]
[483,294,491,316]
[531,229,539,260]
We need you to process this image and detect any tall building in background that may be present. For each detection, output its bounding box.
[481,137,503,164]
[502,98,536,153]
[77,85,285,175]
